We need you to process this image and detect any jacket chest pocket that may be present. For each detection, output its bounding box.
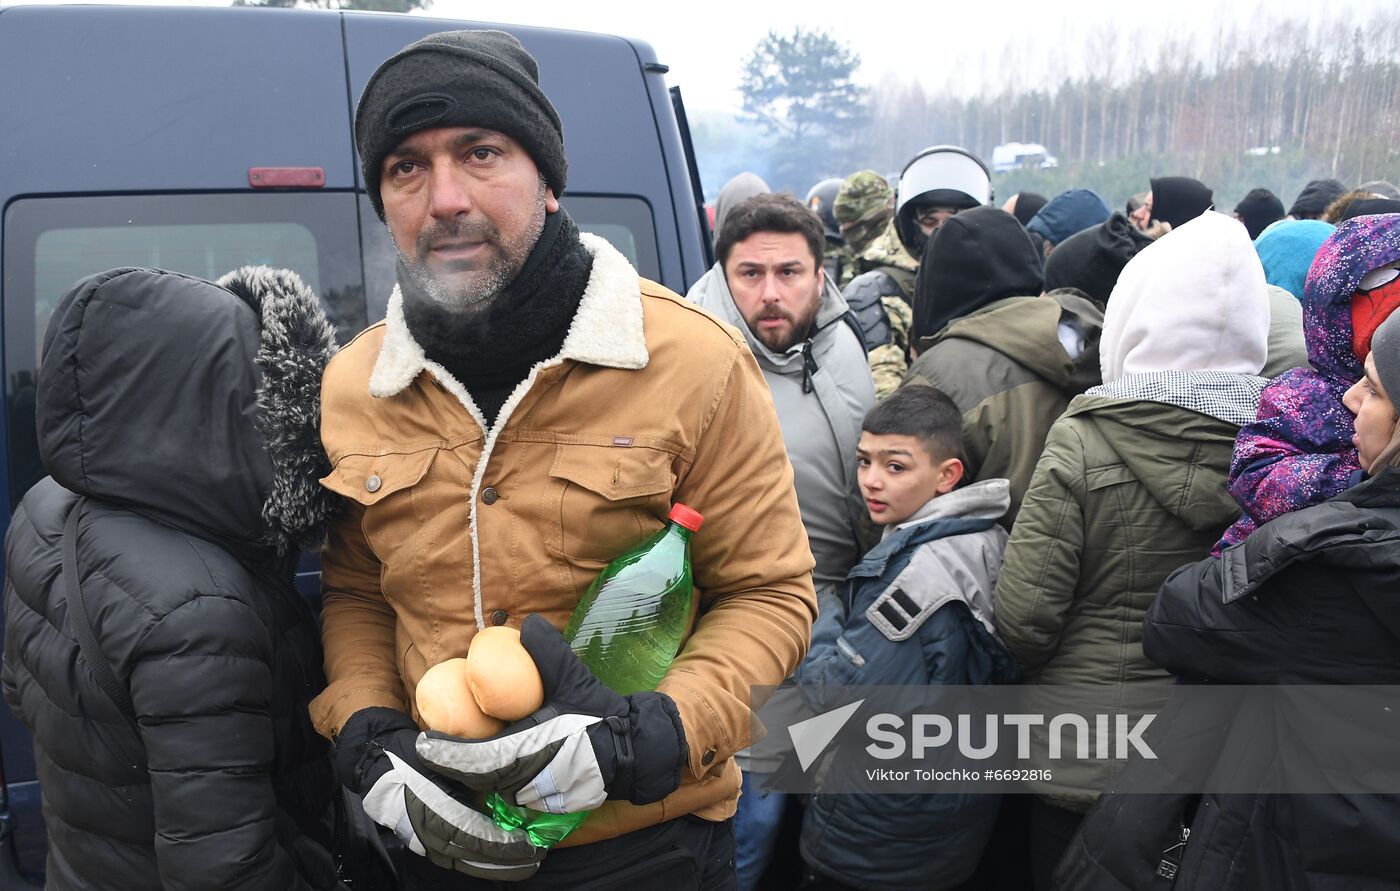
[546,444,675,564]
[321,449,445,562]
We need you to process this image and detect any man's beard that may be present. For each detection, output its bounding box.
[750,294,820,353]
[398,184,548,314]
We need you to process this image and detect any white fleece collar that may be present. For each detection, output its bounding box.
[368,232,647,399]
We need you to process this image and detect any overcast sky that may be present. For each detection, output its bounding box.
[422,0,1395,111]
[6,0,1394,112]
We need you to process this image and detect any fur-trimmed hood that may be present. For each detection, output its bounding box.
[37,266,338,555]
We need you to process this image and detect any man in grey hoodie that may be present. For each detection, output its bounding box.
[689,192,875,597]
[686,192,875,889]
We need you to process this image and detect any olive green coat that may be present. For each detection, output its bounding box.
[905,291,1103,524]
[993,395,1244,812]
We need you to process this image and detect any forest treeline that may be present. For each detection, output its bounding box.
[695,12,1400,211]
[863,13,1400,209]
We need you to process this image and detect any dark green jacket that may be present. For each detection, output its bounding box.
[905,291,1103,525]
[993,394,1246,811]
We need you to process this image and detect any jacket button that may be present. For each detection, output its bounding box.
[490,610,509,626]
[365,474,382,493]
[701,749,716,766]
[481,487,499,505]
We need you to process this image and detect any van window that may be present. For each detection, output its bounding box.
[34,222,322,345]
[5,191,659,507]
[565,195,659,276]
[3,192,369,507]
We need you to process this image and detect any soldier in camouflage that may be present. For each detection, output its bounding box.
[807,178,855,288]
[833,170,920,398]
[833,170,892,261]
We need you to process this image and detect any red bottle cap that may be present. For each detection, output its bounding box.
[668,503,704,532]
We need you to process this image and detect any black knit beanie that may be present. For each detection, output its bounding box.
[1043,213,1152,305]
[355,29,567,220]
[912,206,1044,341]
[1372,309,1400,428]
[1233,188,1286,240]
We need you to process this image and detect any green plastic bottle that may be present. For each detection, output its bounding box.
[488,503,704,847]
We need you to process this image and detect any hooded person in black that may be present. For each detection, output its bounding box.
[1233,187,1286,240]
[1149,176,1214,230]
[912,206,1045,340]
[1042,212,1153,306]
[2,267,358,890]
[1289,177,1347,219]
[903,207,1103,522]
[1340,197,1400,222]
[1004,191,1048,227]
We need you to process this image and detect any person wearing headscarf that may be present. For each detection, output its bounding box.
[1254,218,1336,301]
[1233,187,1285,239]
[1139,176,1214,230]
[994,212,1272,890]
[903,207,1102,522]
[1054,309,1400,891]
[1288,177,1346,219]
[1217,213,1400,553]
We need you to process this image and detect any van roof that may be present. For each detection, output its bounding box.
[0,4,672,200]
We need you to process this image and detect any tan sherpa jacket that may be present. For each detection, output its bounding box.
[310,233,817,845]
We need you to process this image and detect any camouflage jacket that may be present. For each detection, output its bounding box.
[845,222,919,398]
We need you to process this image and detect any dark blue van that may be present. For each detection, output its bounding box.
[0,5,711,883]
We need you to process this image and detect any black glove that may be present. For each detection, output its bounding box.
[417,614,689,814]
[333,707,543,881]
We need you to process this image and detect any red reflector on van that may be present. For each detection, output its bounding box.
[248,167,325,188]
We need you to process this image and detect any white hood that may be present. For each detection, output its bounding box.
[1100,211,1270,384]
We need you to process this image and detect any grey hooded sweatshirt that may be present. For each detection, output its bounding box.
[687,265,875,596]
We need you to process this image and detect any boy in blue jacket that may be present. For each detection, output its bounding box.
[795,385,1019,890]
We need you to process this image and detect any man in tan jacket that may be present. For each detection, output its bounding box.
[311,29,816,889]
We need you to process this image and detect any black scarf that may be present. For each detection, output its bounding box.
[399,209,593,426]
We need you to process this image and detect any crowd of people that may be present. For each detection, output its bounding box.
[700,152,1400,890]
[3,24,1400,891]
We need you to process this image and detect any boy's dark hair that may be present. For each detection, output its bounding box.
[715,193,825,271]
[861,385,963,461]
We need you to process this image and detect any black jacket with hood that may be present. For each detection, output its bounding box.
[1055,469,1400,891]
[2,267,344,890]
[905,207,1102,522]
